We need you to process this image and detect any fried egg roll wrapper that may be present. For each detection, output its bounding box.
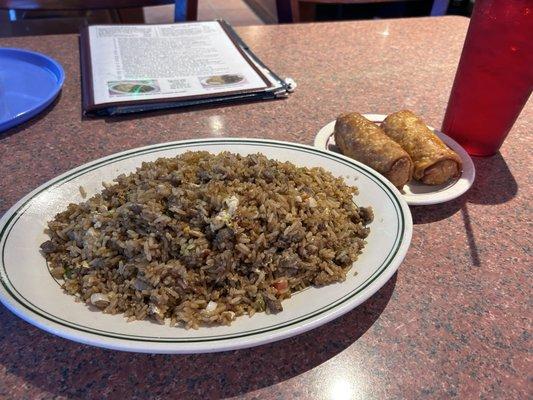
[381,110,463,185]
[334,113,413,188]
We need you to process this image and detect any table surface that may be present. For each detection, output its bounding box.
[0,16,531,400]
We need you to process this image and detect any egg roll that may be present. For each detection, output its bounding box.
[381,110,462,185]
[334,113,413,188]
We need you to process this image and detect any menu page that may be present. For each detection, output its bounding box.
[88,22,268,105]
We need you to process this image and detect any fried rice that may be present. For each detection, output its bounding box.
[40,151,373,328]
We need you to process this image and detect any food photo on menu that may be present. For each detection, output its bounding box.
[0,1,530,399]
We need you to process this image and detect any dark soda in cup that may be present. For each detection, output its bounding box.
[442,0,533,156]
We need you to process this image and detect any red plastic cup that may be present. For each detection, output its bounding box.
[442,0,533,156]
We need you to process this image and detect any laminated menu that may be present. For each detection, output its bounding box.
[80,21,292,116]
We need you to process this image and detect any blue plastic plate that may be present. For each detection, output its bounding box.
[0,48,65,133]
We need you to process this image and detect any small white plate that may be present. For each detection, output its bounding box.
[314,114,475,206]
[0,138,411,354]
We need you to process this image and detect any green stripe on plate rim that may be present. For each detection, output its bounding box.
[0,139,404,343]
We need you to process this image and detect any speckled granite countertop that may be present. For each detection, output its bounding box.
[0,17,531,399]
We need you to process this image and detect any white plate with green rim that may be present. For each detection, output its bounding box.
[314,114,476,206]
[0,138,412,353]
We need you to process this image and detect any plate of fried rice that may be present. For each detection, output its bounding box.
[0,138,412,353]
